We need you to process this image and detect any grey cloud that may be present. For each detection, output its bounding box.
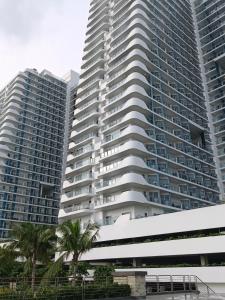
[0,0,59,42]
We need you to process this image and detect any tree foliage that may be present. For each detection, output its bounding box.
[94,265,115,283]
[8,223,56,288]
[44,220,99,279]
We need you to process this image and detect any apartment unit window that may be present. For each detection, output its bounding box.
[105,216,112,225]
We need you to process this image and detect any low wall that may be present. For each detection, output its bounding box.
[113,271,147,297]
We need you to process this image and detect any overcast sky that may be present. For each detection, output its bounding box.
[0,0,90,88]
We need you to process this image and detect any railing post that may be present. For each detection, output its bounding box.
[83,278,86,300]
[183,275,186,292]
[82,278,85,300]
[195,275,198,293]
[170,275,173,293]
[189,275,192,291]
[156,275,160,293]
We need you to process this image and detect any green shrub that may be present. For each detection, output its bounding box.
[36,285,83,300]
[94,265,115,283]
[0,288,33,300]
[85,283,130,299]
[0,282,131,300]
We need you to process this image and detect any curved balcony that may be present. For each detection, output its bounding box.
[108,60,149,87]
[0,137,12,144]
[112,0,141,29]
[109,48,149,77]
[100,140,148,162]
[95,190,176,212]
[85,22,110,45]
[67,145,93,163]
[95,191,149,210]
[76,87,100,106]
[0,109,17,122]
[3,96,22,109]
[72,110,100,128]
[0,129,15,138]
[0,144,10,152]
[59,204,94,221]
[81,54,105,73]
[74,98,98,114]
[102,111,149,135]
[69,132,97,151]
[110,25,203,106]
[101,124,149,147]
[79,66,105,87]
[103,98,148,123]
[89,0,108,22]
[0,122,17,131]
[112,1,199,74]
[113,0,144,27]
[61,187,94,205]
[71,122,99,140]
[66,159,93,176]
[83,32,105,53]
[8,89,24,99]
[82,40,105,62]
[113,0,133,22]
[110,22,151,63]
[63,174,93,191]
[86,13,109,37]
[99,155,147,178]
[1,115,18,124]
[88,5,109,29]
[99,154,216,192]
[100,139,216,180]
[97,172,149,194]
[77,79,100,99]
[106,72,149,100]
[12,82,24,91]
[3,102,21,114]
[105,83,149,110]
[97,170,215,205]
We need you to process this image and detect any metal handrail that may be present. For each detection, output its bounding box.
[195,275,217,296]
[145,274,217,296]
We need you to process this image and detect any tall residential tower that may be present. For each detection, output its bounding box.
[192,0,225,199]
[60,0,220,227]
[0,69,68,239]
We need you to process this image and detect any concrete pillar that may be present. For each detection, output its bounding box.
[113,271,147,297]
[132,258,141,267]
[200,255,208,266]
[132,258,137,267]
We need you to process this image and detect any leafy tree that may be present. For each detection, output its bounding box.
[94,265,115,283]
[0,244,18,277]
[8,223,56,289]
[75,262,91,280]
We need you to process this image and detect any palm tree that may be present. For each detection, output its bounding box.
[50,220,99,279]
[9,223,56,289]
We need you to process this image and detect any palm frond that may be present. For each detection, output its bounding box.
[41,253,66,284]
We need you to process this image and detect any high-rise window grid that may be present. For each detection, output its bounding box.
[0,69,67,239]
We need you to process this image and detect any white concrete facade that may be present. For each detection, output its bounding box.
[59,0,220,228]
[62,71,79,184]
[79,205,225,293]
[82,204,225,242]
[80,204,225,261]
